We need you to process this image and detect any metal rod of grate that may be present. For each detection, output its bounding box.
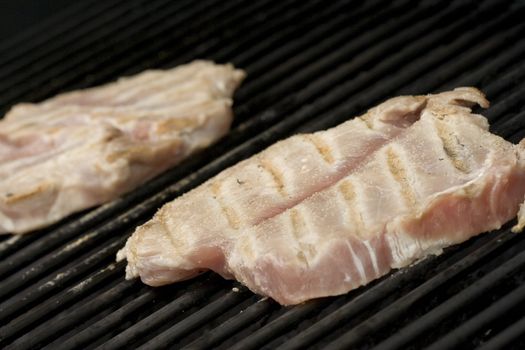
[0,238,127,330]
[478,313,525,350]
[368,248,525,350]
[0,0,157,83]
[0,0,125,66]
[425,282,525,350]
[0,0,231,103]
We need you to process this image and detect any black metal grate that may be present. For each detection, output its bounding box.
[1,0,525,348]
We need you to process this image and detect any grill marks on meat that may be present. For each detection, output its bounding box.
[0,61,245,234]
[119,87,525,305]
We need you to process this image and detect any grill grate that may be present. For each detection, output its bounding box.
[1,0,525,349]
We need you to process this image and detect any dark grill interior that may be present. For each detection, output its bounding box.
[1,0,525,348]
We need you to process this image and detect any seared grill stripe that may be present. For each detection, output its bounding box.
[259,158,287,196]
[386,147,417,209]
[212,181,241,230]
[289,209,303,240]
[302,134,335,164]
[434,120,471,173]
[361,115,374,130]
[339,179,367,238]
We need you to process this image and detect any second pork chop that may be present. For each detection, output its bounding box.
[0,60,245,234]
[118,88,525,305]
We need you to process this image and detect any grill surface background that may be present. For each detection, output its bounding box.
[1,0,525,349]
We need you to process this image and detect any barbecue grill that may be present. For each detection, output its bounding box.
[1,0,525,348]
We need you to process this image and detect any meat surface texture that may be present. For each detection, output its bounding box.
[118,87,525,305]
[0,61,245,234]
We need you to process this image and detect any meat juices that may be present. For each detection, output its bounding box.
[0,61,245,234]
[118,87,525,305]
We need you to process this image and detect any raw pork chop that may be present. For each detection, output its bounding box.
[118,88,525,305]
[0,61,245,234]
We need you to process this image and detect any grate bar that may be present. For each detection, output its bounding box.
[229,300,330,350]
[440,39,525,92]
[94,0,305,78]
[229,0,388,74]
[49,288,157,350]
[477,313,525,350]
[485,83,525,122]
[0,0,124,65]
[0,0,227,105]
[52,0,293,88]
[0,0,168,84]
[397,23,525,96]
[234,0,462,137]
[425,282,525,350]
[294,0,515,134]
[0,232,124,302]
[0,263,123,346]
[211,0,377,68]
[154,0,346,71]
[369,248,525,350]
[0,235,39,260]
[79,0,306,83]
[182,299,276,350]
[0,206,135,274]
[483,60,525,101]
[496,110,525,139]
[136,289,251,350]
[48,277,220,349]
[234,0,438,118]
[5,276,135,350]
[273,229,520,349]
[0,237,126,325]
[98,281,224,349]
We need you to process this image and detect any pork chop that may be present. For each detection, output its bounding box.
[118,88,525,305]
[0,60,245,234]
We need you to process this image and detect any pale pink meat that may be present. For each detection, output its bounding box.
[0,61,245,234]
[118,87,525,305]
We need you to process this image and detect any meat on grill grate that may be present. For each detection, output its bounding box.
[0,60,245,234]
[119,87,525,305]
